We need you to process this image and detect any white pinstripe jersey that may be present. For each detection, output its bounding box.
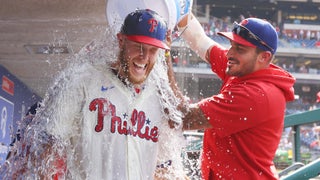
[45,62,168,179]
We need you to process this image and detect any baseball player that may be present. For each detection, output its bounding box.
[6,9,186,179]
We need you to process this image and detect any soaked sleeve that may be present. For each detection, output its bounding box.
[156,122,186,179]
[37,70,85,140]
[198,82,270,137]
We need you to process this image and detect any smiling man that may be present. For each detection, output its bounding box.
[114,10,169,87]
[173,14,296,179]
[7,9,186,180]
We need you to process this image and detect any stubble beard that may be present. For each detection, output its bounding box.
[118,48,145,86]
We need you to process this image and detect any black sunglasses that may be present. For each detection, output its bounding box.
[232,23,274,52]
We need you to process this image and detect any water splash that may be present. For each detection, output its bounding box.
[1,27,190,179]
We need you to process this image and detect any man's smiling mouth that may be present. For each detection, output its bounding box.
[134,62,147,69]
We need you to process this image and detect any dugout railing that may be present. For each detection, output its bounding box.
[279,108,320,179]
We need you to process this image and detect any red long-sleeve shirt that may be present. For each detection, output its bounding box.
[198,45,295,180]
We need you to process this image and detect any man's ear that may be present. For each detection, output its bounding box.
[117,33,124,47]
[259,51,272,63]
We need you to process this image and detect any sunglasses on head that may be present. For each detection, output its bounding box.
[232,23,274,52]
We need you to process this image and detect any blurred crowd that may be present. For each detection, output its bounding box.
[201,15,320,49]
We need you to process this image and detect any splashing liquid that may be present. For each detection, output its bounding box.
[2,28,187,179]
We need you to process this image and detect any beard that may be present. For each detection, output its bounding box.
[117,47,146,86]
[226,56,257,77]
[115,47,131,85]
[119,48,129,76]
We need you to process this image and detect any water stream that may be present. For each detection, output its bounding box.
[1,28,195,179]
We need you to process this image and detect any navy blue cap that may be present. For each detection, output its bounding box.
[218,18,278,54]
[121,9,169,50]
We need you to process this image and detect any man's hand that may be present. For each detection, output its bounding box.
[177,13,192,30]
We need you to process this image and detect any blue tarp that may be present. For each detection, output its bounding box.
[0,65,41,165]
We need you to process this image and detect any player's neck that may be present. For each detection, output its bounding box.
[110,67,143,92]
